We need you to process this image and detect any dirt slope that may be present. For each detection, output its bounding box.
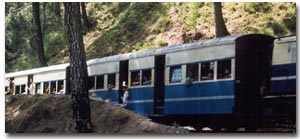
[5,95,187,133]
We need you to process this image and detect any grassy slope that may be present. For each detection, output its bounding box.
[5,95,186,133]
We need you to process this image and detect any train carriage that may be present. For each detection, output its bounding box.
[7,33,295,130]
[5,64,68,95]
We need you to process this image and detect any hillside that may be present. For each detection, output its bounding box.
[5,2,296,72]
[5,95,187,133]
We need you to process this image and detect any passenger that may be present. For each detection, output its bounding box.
[51,88,56,94]
[202,69,213,80]
[132,72,140,86]
[57,85,64,94]
[121,84,129,108]
[45,87,50,94]
[27,79,35,94]
[107,79,114,90]
[224,67,231,78]
[142,75,151,85]
[185,71,194,87]
[7,78,15,95]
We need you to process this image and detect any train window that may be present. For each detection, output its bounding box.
[35,83,41,94]
[88,76,95,90]
[217,60,231,79]
[5,86,8,92]
[57,80,64,94]
[43,82,50,94]
[131,71,141,86]
[170,66,182,83]
[15,85,20,94]
[96,75,104,89]
[50,81,57,94]
[107,74,116,89]
[186,64,199,82]
[201,62,214,80]
[142,69,151,85]
[21,85,26,94]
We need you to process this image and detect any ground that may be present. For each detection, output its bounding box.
[5,95,187,133]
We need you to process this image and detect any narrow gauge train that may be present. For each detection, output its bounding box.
[5,34,296,130]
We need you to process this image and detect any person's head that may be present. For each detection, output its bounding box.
[202,63,207,68]
[29,78,33,83]
[225,68,230,75]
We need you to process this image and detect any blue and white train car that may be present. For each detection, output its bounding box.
[271,36,296,95]
[86,55,125,103]
[5,64,68,95]
[262,35,296,123]
[163,36,236,115]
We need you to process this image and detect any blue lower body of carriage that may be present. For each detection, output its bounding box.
[271,63,296,93]
[164,81,235,114]
[126,87,154,115]
[89,90,119,102]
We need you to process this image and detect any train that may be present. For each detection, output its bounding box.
[5,34,296,131]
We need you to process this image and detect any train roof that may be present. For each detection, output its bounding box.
[87,35,241,65]
[5,63,69,78]
[274,35,296,44]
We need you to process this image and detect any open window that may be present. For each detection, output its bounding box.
[21,85,26,94]
[88,76,95,90]
[142,69,152,85]
[201,62,214,80]
[43,82,49,94]
[217,60,232,79]
[57,80,64,94]
[170,66,182,83]
[50,81,57,94]
[186,63,199,82]
[131,71,141,86]
[107,74,116,89]
[35,83,41,94]
[96,75,104,89]
[15,85,20,94]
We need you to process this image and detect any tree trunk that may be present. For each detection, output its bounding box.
[32,2,48,67]
[54,2,61,17]
[213,2,230,37]
[80,2,92,29]
[42,2,46,38]
[63,2,92,133]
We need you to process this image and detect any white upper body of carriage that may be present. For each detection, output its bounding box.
[5,63,69,94]
[163,35,237,85]
[272,36,296,65]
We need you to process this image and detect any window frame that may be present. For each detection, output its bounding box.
[217,59,232,80]
[107,73,116,89]
[95,75,105,90]
[169,65,182,84]
[130,70,141,87]
[141,69,152,86]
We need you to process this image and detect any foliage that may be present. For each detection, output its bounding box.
[244,2,272,14]
[5,2,296,72]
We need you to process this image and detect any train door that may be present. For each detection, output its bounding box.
[154,55,165,114]
[119,60,129,103]
[27,74,33,94]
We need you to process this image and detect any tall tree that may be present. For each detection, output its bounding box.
[213,2,230,37]
[64,2,92,133]
[54,2,61,17]
[80,2,92,29]
[32,2,48,67]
